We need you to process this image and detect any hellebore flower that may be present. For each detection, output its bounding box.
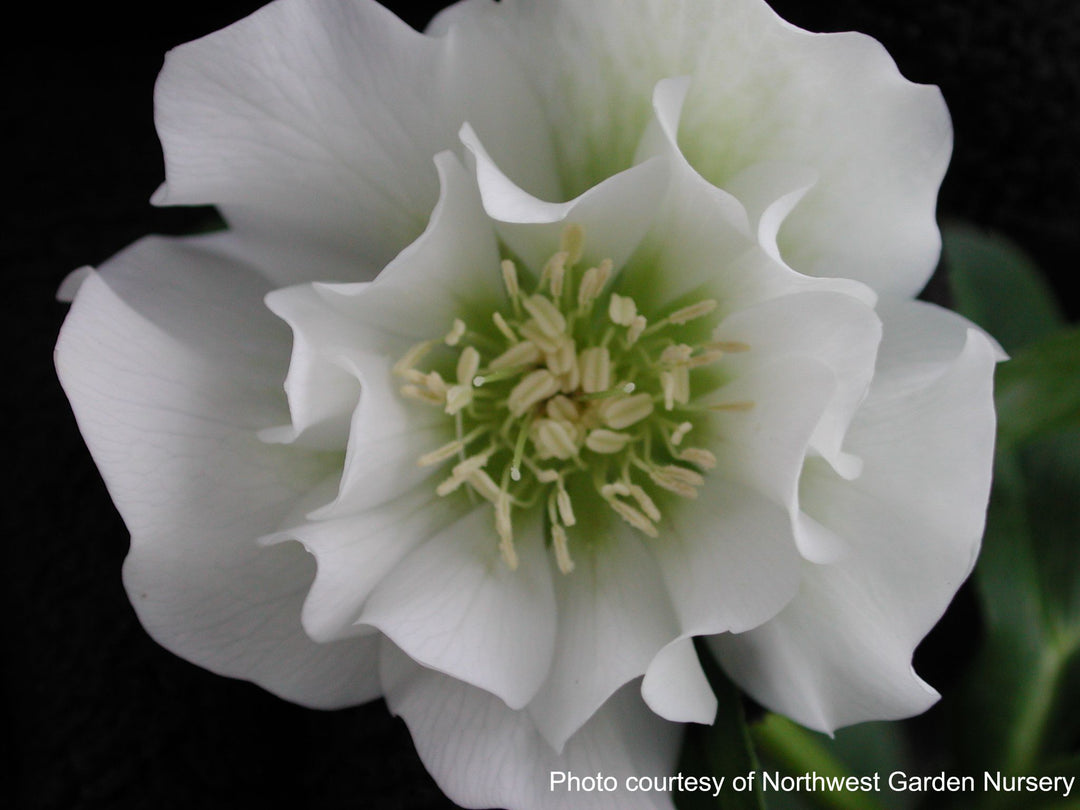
[55,1,999,808]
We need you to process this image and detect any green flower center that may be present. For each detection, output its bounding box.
[394,225,749,573]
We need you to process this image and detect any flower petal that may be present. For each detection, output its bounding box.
[461,123,671,275]
[653,477,802,637]
[264,484,467,644]
[641,636,716,725]
[527,532,679,752]
[381,640,681,810]
[153,0,557,285]
[360,508,556,710]
[54,234,377,708]
[711,301,999,731]
[489,0,949,295]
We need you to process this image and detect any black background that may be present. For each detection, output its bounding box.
[6,1,1078,808]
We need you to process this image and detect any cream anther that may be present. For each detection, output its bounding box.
[468,469,502,502]
[649,465,704,498]
[627,315,647,345]
[508,369,561,416]
[418,439,464,467]
[551,524,574,574]
[545,336,577,376]
[400,384,443,406]
[531,418,579,460]
[501,259,520,300]
[393,340,434,379]
[457,346,480,384]
[523,295,567,339]
[577,259,613,309]
[546,395,579,423]
[489,340,541,371]
[679,447,718,469]
[585,429,632,454]
[444,384,472,415]
[608,293,637,326]
[599,392,654,430]
[606,496,659,537]
[660,344,694,366]
[559,222,585,266]
[492,311,518,343]
[444,318,467,346]
[628,484,662,522]
[685,349,725,368]
[555,482,576,526]
[578,346,611,394]
[519,320,561,354]
[670,422,693,445]
[667,299,718,324]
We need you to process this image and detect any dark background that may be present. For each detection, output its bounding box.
[6,1,1078,808]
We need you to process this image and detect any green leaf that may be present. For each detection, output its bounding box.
[943,224,1065,353]
[995,327,1080,447]
[957,429,1080,778]
[751,715,896,810]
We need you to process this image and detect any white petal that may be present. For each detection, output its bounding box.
[654,477,801,636]
[461,123,670,274]
[625,78,875,316]
[714,291,883,483]
[712,305,999,731]
[527,533,679,752]
[153,0,556,285]
[381,641,681,810]
[360,508,556,710]
[264,485,466,643]
[641,637,716,725]
[493,0,949,295]
[54,235,377,708]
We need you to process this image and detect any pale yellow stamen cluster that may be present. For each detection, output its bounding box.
[395,224,745,574]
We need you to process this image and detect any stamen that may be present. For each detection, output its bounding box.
[600,482,632,498]
[670,421,693,446]
[492,311,518,344]
[444,318,467,346]
[400,384,443,406]
[608,294,637,326]
[577,259,613,309]
[579,346,612,394]
[556,480,576,526]
[628,484,662,522]
[489,340,541,371]
[685,349,725,368]
[599,393,655,430]
[531,418,579,460]
[667,299,718,324]
[546,395,580,423]
[519,320,561,354]
[709,400,755,412]
[679,447,718,469]
[627,315,647,345]
[559,223,585,266]
[501,259,521,300]
[495,487,517,570]
[508,369,561,416]
[649,465,704,498]
[523,295,567,340]
[545,336,576,376]
[551,524,575,574]
[606,496,659,537]
[585,429,632,454]
[457,346,480,384]
[659,344,694,366]
[418,439,464,467]
[393,340,434,379]
[444,384,473,415]
[468,469,502,502]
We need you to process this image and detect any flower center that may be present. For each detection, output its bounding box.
[394,225,747,574]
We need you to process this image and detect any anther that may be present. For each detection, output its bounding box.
[556,481,576,526]
[679,447,718,469]
[627,315,647,345]
[522,295,567,340]
[501,259,520,300]
[457,346,480,384]
[508,369,561,416]
[649,465,704,498]
[585,429,632,454]
[492,311,518,344]
[444,384,473,415]
[579,346,611,394]
[600,392,655,430]
[670,422,693,445]
[418,439,464,467]
[559,223,585,266]
[606,496,659,537]
[531,418,579,460]
[628,484,662,522]
[489,340,541,371]
[551,524,575,574]
[608,293,637,326]
[393,340,434,378]
[444,319,466,346]
[667,299,718,324]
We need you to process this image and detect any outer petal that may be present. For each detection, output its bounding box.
[712,300,998,731]
[489,0,950,296]
[382,641,681,810]
[526,532,680,752]
[153,0,557,284]
[360,508,556,711]
[54,234,378,708]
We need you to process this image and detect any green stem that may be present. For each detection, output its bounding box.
[752,715,888,810]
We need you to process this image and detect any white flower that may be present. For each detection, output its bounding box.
[55,1,1000,808]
